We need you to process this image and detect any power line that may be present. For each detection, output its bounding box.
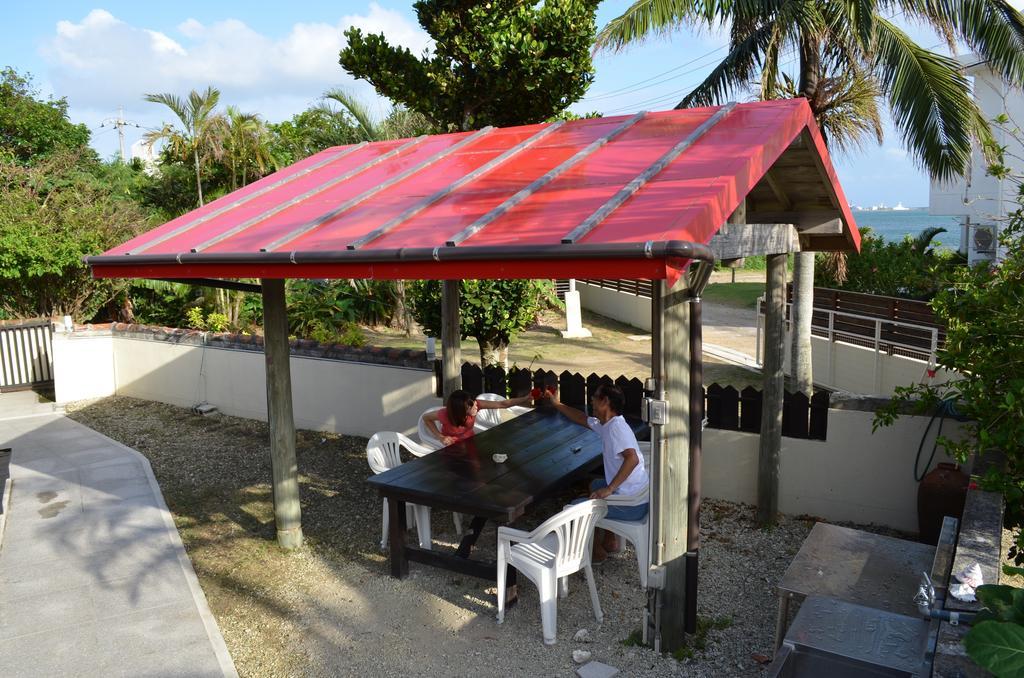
[582,44,729,102]
[100,106,143,163]
[595,6,913,115]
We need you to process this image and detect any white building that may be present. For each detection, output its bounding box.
[129,139,159,176]
[930,55,1023,265]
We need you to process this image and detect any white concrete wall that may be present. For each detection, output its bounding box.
[702,408,965,533]
[52,331,116,403]
[576,283,652,332]
[52,334,438,437]
[111,337,439,437]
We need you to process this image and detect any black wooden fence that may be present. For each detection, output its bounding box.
[435,362,829,441]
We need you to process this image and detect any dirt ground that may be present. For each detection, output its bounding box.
[63,395,884,678]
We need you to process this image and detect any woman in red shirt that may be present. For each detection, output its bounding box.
[423,390,533,446]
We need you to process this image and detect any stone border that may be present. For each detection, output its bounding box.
[69,323,431,369]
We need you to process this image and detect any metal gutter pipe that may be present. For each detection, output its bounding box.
[85,240,715,269]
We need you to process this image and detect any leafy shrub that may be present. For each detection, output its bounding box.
[963,577,1024,676]
[286,279,356,337]
[185,306,206,330]
[817,227,963,299]
[128,280,197,327]
[339,322,366,347]
[206,312,230,333]
[410,279,558,366]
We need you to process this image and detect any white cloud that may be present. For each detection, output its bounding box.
[884,147,909,159]
[40,4,429,114]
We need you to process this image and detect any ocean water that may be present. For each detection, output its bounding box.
[851,210,961,245]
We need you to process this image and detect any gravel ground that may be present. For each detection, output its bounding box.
[67,396,902,678]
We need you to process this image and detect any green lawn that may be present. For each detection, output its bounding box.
[701,282,764,309]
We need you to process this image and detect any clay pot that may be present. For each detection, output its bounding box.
[917,462,968,544]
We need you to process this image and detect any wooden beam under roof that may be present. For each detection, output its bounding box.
[762,169,792,210]
[708,223,800,259]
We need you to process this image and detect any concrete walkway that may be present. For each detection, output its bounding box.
[0,394,237,677]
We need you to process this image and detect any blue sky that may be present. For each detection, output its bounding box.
[3,1,1015,207]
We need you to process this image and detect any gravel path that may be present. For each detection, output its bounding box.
[66,396,895,677]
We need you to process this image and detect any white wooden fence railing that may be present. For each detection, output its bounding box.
[0,320,55,392]
[757,298,941,394]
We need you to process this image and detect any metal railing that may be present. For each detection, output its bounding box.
[756,298,941,392]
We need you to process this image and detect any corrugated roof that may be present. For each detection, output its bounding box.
[89,98,859,283]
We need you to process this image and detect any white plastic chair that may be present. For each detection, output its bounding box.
[496,500,608,645]
[366,432,433,551]
[417,407,445,450]
[595,441,651,587]
[474,392,506,429]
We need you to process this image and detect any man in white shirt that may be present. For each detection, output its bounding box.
[544,384,649,562]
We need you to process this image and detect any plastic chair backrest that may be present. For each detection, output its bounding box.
[536,500,607,577]
[367,432,403,474]
[475,393,505,427]
[417,407,445,450]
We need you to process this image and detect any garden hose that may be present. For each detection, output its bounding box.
[914,398,960,482]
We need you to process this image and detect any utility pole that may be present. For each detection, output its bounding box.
[100,106,141,163]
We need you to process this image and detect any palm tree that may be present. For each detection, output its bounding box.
[321,88,382,142]
[223,106,276,190]
[317,89,434,335]
[598,0,1024,393]
[598,2,1024,182]
[143,86,226,206]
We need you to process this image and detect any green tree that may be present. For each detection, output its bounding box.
[410,280,558,367]
[339,0,601,131]
[0,68,91,163]
[143,87,226,206]
[269,107,362,165]
[222,106,276,190]
[0,150,152,320]
[320,88,434,142]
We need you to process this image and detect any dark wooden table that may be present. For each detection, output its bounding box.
[368,407,648,587]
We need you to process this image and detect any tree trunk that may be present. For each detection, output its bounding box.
[193,148,205,206]
[791,34,823,394]
[477,336,508,369]
[395,280,412,336]
[791,252,814,393]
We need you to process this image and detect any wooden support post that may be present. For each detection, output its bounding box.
[260,278,303,549]
[441,280,462,399]
[652,274,692,651]
[757,255,787,526]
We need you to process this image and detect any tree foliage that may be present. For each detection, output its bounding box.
[339,0,601,131]
[0,151,152,319]
[597,0,1024,182]
[0,68,91,163]
[410,280,558,366]
[815,227,962,299]
[143,87,226,206]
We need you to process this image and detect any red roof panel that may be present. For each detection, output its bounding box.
[90,99,859,282]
